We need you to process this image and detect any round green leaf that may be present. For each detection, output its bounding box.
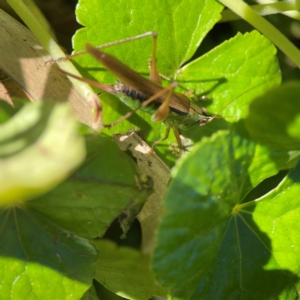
[153,130,299,299]
[73,0,224,79]
[28,136,152,238]
[93,239,168,300]
[71,1,280,162]
[72,0,223,156]
[0,207,97,299]
[178,30,281,120]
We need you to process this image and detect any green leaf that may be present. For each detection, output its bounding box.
[73,0,224,79]
[246,81,300,150]
[93,239,168,300]
[0,129,150,298]
[72,1,280,163]
[0,207,97,299]
[72,0,223,159]
[99,93,178,167]
[99,92,154,135]
[81,284,100,300]
[0,98,27,123]
[28,136,152,238]
[0,101,85,206]
[178,30,281,121]
[153,130,299,299]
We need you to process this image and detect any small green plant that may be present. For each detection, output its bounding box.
[2,0,300,299]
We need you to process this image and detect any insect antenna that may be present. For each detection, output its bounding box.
[205,81,272,124]
[53,32,157,63]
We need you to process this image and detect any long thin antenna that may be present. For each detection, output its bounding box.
[53,32,157,62]
[208,80,273,122]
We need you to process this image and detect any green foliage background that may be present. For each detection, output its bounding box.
[2,0,300,299]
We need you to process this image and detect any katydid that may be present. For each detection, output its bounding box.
[56,32,216,152]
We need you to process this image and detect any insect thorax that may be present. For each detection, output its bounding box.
[165,101,211,129]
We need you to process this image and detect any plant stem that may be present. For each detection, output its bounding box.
[221,2,300,22]
[219,0,300,68]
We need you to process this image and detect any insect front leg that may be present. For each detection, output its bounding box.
[147,32,161,85]
[150,124,184,156]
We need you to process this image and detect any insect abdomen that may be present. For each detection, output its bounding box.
[115,82,148,102]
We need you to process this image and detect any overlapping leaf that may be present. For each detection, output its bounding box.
[0,101,97,298]
[29,136,152,238]
[72,0,280,162]
[178,30,281,120]
[0,101,85,205]
[0,208,97,299]
[72,0,225,158]
[153,130,300,299]
[0,101,152,298]
[246,81,300,150]
[93,240,168,300]
[73,0,224,79]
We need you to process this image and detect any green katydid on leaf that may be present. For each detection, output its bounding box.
[72,0,280,144]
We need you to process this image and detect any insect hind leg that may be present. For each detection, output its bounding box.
[149,124,184,156]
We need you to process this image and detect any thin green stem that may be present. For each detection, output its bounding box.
[219,0,300,68]
[221,2,300,22]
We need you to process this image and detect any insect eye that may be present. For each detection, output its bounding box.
[199,119,208,126]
